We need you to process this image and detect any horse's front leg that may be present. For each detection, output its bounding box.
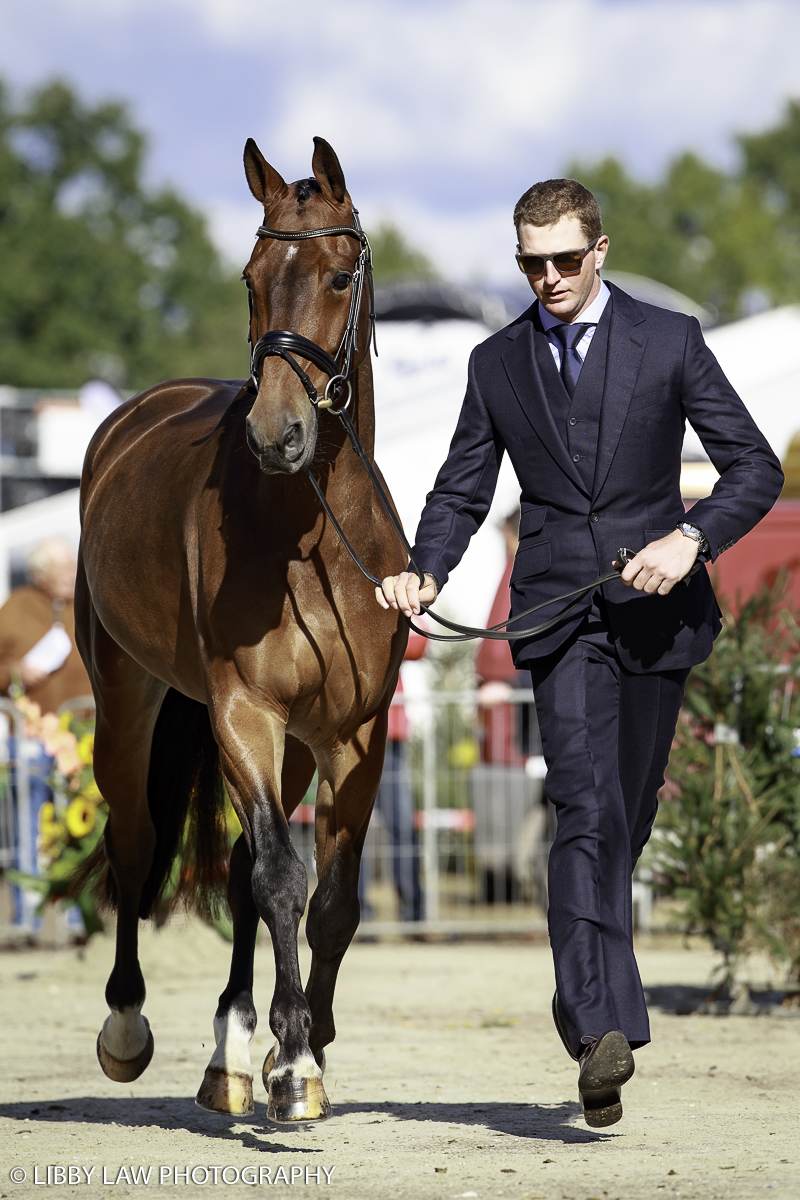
[214,700,327,1123]
[303,709,387,1067]
[196,736,316,1118]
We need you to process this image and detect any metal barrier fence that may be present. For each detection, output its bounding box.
[0,697,37,934]
[352,690,553,937]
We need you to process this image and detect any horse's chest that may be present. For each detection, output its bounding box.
[225,581,394,720]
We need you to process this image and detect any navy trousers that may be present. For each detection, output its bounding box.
[529,599,689,1054]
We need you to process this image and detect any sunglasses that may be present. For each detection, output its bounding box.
[515,237,599,279]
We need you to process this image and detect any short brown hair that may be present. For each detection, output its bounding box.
[513,179,602,243]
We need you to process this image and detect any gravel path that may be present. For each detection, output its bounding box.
[0,919,798,1199]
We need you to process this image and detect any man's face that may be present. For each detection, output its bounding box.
[517,215,609,323]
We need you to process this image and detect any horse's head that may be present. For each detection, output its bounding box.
[242,136,365,475]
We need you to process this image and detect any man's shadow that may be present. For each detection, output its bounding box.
[0,1096,614,1149]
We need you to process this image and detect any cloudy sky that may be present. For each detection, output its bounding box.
[2,0,800,282]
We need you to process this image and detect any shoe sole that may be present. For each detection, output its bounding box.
[579,1030,635,1128]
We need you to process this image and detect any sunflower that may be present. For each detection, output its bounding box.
[65,797,96,839]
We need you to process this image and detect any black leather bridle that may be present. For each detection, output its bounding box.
[247,212,698,642]
[249,208,375,412]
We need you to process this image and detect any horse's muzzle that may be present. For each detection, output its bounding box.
[246,414,316,475]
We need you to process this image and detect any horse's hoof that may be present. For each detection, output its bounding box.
[262,1045,326,1092]
[262,1046,330,1123]
[195,1066,254,1116]
[267,1074,332,1124]
[96,1024,154,1083]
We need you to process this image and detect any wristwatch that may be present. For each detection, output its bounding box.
[676,521,708,553]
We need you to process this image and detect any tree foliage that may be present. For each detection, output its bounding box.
[369,221,437,284]
[646,580,800,986]
[570,99,800,320]
[0,78,248,391]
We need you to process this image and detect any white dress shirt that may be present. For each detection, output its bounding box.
[537,279,611,371]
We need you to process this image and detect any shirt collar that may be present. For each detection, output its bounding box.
[537,278,611,331]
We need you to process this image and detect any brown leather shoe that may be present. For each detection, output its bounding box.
[578,1030,635,1128]
[551,992,578,1061]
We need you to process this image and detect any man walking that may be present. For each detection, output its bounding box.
[376,179,783,1126]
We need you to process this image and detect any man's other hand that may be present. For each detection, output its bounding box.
[614,529,699,595]
[376,571,438,617]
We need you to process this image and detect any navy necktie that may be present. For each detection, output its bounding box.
[551,323,591,398]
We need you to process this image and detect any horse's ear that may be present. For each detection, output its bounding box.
[312,137,347,204]
[243,138,287,206]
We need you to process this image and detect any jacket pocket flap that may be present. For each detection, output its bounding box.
[519,505,547,539]
[510,541,551,585]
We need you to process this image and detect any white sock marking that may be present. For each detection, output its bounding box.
[207,1011,253,1077]
[101,1007,149,1061]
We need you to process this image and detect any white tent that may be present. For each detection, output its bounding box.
[698,305,800,464]
[372,319,517,628]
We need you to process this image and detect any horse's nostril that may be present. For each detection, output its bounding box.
[281,421,305,461]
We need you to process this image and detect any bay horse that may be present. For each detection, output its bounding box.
[74,137,407,1122]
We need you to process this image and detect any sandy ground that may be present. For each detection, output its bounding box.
[0,918,798,1200]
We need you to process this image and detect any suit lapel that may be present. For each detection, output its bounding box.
[592,285,647,502]
[501,309,589,494]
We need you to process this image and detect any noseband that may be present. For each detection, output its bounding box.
[249,209,375,411]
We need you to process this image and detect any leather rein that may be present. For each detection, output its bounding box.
[250,211,682,644]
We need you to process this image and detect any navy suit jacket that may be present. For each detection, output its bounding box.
[412,284,784,672]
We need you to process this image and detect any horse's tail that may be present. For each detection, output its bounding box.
[71,688,229,922]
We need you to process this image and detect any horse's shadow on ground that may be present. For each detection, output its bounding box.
[0,1097,611,1148]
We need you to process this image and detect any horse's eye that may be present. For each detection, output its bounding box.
[332,273,352,291]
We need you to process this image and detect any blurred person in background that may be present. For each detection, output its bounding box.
[0,538,90,931]
[0,538,89,710]
[359,630,427,923]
